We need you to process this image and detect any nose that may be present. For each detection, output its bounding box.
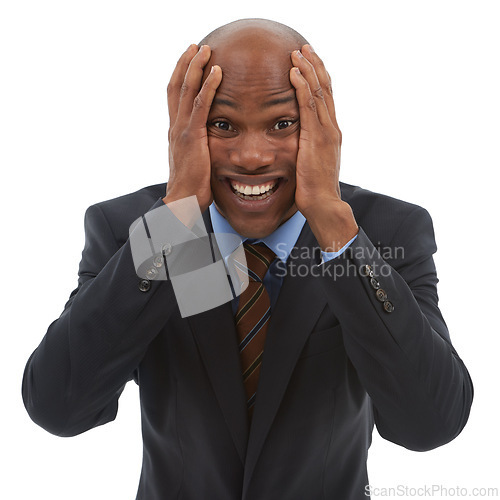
[228,132,276,171]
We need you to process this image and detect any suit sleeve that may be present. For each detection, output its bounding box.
[319,206,473,451]
[22,199,185,437]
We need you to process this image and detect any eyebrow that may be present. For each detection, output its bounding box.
[212,94,296,110]
[212,97,239,109]
[262,95,296,107]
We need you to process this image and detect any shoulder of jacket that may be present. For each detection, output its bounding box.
[340,182,426,215]
[85,182,167,244]
[339,181,432,246]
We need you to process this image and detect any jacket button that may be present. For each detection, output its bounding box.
[162,243,172,256]
[360,265,372,276]
[370,277,380,290]
[383,301,395,313]
[146,267,158,280]
[376,289,388,302]
[139,279,151,292]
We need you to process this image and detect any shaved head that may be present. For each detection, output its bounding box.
[199,18,308,50]
[200,19,309,90]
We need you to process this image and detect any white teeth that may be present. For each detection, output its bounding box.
[235,190,273,201]
[230,180,277,196]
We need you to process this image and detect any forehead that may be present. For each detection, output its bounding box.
[205,40,297,107]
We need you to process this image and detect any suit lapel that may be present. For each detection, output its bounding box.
[242,222,328,494]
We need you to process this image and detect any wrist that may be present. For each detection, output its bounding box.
[306,200,358,251]
[162,193,204,229]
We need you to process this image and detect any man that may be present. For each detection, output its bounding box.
[22,18,473,500]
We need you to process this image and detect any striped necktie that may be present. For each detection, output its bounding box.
[234,242,276,421]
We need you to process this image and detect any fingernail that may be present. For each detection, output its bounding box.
[296,50,303,58]
[210,65,215,74]
[308,45,315,53]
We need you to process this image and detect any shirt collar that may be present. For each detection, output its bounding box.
[209,203,306,263]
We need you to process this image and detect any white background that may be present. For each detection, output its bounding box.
[1,1,498,498]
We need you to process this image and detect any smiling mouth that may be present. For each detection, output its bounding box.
[228,178,281,201]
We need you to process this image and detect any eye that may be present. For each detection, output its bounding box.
[272,120,294,131]
[212,120,235,132]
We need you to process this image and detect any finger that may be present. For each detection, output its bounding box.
[291,50,331,127]
[289,67,321,132]
[176,45,212,125]
[190,65,223,129]
[167,44,199,126]
[301,45,340,130]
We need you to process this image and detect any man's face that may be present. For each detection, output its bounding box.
[205,41,300,238]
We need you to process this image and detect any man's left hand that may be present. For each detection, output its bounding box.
[290,45,358,252]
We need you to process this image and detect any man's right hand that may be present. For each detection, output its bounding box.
[164,45,222,214]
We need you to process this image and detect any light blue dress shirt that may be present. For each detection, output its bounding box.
[209,203,357,311]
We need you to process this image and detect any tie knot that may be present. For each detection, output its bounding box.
[243,243,276,282]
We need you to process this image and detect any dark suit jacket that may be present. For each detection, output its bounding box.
[22,182,473,500]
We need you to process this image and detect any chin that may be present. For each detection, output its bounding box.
[228,219,278,239]
[211,173,298,237]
